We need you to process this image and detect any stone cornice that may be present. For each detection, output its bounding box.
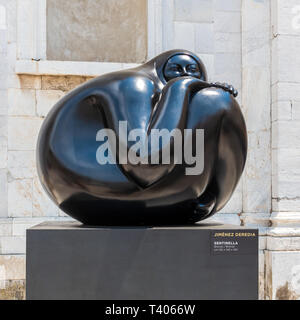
[15,60,139,77]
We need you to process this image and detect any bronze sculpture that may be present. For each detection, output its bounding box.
[37,50,247,225]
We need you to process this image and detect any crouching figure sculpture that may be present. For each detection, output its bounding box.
[37,50,247,225]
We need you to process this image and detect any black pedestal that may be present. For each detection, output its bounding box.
[26,222,258,300]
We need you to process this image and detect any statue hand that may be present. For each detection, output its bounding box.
[210,82,238,98]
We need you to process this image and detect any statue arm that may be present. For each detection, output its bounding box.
[148,77,237,133]
[210,82,238,97]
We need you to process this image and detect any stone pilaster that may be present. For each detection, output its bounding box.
[241,0,272,299]
[266,0,300,300]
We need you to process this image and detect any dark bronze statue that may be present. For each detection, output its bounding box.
[37,50,247,225]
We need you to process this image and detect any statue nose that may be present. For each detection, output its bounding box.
[182,69,189,76]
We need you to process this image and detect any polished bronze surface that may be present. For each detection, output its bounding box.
[37,50,247,225]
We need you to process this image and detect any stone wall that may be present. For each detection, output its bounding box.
[0,0,26,300]
[46,0,148,63]
[265,0,300,300]
[0,73,97,299]
[0,0,300,300]
[241,0,272,299]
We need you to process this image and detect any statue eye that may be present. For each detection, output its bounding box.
[187,65,198,73]
[169,64,181,72]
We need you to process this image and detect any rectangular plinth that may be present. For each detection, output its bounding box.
[26,222,258,300]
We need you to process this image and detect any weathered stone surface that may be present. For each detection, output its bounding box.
[241,0,271,220]
[58,209,69,217]
[268,227,300,238]
[243,43,270,69]
[206,213,241,226]
[8,117,43,151]
[214,53,241,87]
[0,135,7,169]
[267,237,300,251]
[214,32,241,53]
[242,0,270,34]
[16,60,128,77]
[0,115,7,172]
[272,148,300,178]
[16,0,35,60]
[272,82,300,101]
[242,0,270,73]
[8,88,35,116]
[11,217,73,237]
[12,218,44,236]
[36,90,65,117]
[0,169,7,218]
[32,177,58,217]
[272,121,300,149]
[266,251,300,300]
[272,198,300,212]
[0,236,26,254]
[259,236,268,251]
[41,75,87,91]
[5,0,17,44]
[18,75,41,90]
[7,150,35,180]
[174,22,195,52]
[270,212,300,228]
[240,213,271,229]
[214,11,241,33]
[0,89,7,115]
[215,0,241,12]
[242,67,271,132]
[243,131,271,213]
[292,101,300,120]
[46,0,148,63]
[195,23,214,54]
[8,179,32,217]
[259,250,265,300]
[272,175,300,199]
[0,255,25,280]
[273,0,300,36]
[196,53,214,80]
[0,219,11,236]
[274,35,300,83]
[219,182,242,214]
[272,101,292,122]
[174,0,213,23]
[0,280,25,300]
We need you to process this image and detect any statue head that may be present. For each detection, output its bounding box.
[163,54,202,81]
[145,50,207,85]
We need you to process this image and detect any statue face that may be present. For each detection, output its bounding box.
[163,54,202,82]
